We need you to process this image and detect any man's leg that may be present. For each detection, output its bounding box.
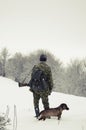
[41,94,49,110]
[33,93,40,117]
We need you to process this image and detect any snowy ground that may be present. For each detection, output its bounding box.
[0,76,86,130]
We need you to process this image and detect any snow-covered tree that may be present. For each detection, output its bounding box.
[0,48,9,77]
[6,53,26,81]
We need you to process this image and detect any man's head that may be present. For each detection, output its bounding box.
[39,54,47,62]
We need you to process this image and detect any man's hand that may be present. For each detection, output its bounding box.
[18,82,22,87]
[18,82,28,87]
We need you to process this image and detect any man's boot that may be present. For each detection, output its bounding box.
[35,107,40,118]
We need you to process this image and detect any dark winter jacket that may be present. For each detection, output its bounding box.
[29,62,53,94]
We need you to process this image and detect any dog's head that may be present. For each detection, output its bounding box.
[60,103,69,110]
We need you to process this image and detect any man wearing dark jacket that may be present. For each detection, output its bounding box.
[19,54,53,118]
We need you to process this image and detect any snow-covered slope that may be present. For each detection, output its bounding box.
[0,76,86,130]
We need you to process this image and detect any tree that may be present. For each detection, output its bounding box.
[0,61,2,75]
[0,48,9,77]
[65,59,86,96]
[6,53,26,81]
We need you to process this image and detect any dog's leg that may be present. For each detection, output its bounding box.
[58,114,61,120]
[43,117,46,121]
[58,115,61,125]
[38,116,46,121]
[38,117,42,120]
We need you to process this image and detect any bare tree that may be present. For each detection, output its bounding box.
[0,48,9,77]
[6,52,26,81]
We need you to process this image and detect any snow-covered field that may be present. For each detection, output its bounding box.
[0,76,86,130]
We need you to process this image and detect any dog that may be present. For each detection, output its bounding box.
[38,103,69,120]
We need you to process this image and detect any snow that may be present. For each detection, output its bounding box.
[0,76,86,130]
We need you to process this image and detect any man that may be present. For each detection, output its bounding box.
[19,54,53,118]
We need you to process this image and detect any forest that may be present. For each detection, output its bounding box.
[0,48,86,97]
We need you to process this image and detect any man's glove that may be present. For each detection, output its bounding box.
[18,82,28,87]
[18,82,22,87]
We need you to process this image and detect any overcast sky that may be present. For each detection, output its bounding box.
[0,0,86,65]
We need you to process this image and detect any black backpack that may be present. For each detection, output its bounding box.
[29,67,48,92]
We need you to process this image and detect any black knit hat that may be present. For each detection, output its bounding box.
[39,54,47,61]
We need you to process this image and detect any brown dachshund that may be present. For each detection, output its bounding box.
[38,103,69,120]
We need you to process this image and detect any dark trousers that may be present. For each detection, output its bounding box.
[33,92,49,111]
